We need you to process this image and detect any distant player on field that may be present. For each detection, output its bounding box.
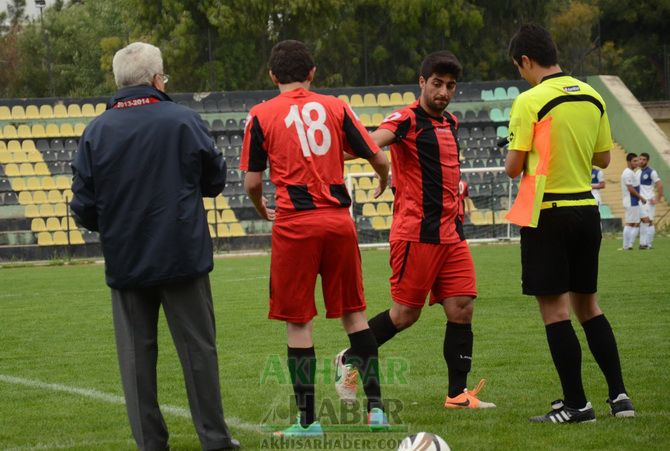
[241,40,391,437]
[590,166,605,206]
[335,51,495,410]
[458,179,471,224]
[637,152,664,249]
[505,24,634,423]
[621,153,644,250]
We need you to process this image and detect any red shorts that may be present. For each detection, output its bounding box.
[269,209,366,323]
[389,239,477,309]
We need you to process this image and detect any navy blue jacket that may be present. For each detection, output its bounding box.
[71,85,226,289]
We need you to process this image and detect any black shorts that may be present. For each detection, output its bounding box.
[520,205,601,296]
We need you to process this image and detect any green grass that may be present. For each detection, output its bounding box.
[1,237,669,450]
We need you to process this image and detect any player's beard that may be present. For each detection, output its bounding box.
[425,96,449,115]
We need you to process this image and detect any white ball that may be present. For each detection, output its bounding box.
[398,432,450,451]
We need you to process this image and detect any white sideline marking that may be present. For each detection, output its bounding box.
[0,374,260,433]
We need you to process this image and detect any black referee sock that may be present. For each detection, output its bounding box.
[545,320,588,409]
[444,322,473,398]
[582,314,627,400]
[347,329,384,412]
[344,309,398,362]
[287,346,316,427]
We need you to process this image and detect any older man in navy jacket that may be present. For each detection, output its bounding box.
[71,42,239,450]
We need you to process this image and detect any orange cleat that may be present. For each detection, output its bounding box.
[444,379,496,409]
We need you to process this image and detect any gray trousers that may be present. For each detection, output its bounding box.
[111,275,232,451]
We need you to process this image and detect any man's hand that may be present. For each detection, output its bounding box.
[259,197,275,221]
[373,174,388,199]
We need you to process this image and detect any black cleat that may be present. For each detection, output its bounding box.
[607,394,635,418]
[530,400,596,424]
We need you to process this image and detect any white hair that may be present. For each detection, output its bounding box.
[112,42,163,89]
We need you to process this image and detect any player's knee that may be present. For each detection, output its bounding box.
[445,298,474,323]
[391,308,421,330]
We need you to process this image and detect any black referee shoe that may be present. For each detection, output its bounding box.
[607,394,635,418]
[530,400,596,424]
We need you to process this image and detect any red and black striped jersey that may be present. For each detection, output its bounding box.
[378,101,464,244]
[241,88,380,217]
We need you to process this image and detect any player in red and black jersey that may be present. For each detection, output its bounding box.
[337,51,495,409]
[241,40,390,436]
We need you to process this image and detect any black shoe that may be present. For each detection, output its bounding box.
[639,245,649,250]
[607,394,635,417]
[530,400,596,423]
[211,438,241,450]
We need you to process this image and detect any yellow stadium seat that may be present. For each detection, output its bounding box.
[32,190,47,204]
[18,191,33,204]
[337,95,350,104]
[52,231,68,245]
[362,203,377,217]
[47,189,62,203]
[207,210,217,224]
[10,178,26,191]
[355,189,368,204]
[208,224,216,238]
[17,124,32,138]
[69,230,84,244]
[74,123,86,136]
[3,124,18,138]
[350,94,364,107]
[39,203,55,217]
[359,114,372,127]
[219,209,235,223]
[363,93,378,106]
[26,177,41,190]
[95,103,106,115]
[229,223,245,236]
[470,210,493,225]
[46,123,60,137]
[39,104,54,118]
[53,203,67,216]
[0,150,12,164]
[216,223,230,237]
[46,217,62,231]
[31,218,46,232]
[380,188,394,202]
[61,217,77,230]
[53,104,68,118]
[26,151,42,163]
[377,202,392,216]
[0,141,6,151]
[60,123,75,136]
[25,204,40,218]
[31,124,47,138]
[494,210,508,224]
[371,113,384,126]
[5,163,20,177]
[81,104,96,117]
[402,91,416,104]
[389,92,404,106]
[348,164,363,174]
[371,216,388,230]
[55,176,70,190]
[62,189,73,201]
[0,106,10,119]
[7,140,21,152]
[25,105,40,119]
[34,162,50,176]
[67,104,82,118]
[11,105,25,120]
[377,93,391,107]
[215,196,228,209]
[357,177,373,190]
[42,177,56,190]
[37,231,53,246]
[19,163,35,176]
[22,140,37,152]
[203,197,215,210]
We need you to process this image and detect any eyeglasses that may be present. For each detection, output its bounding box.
[156,73,169,84]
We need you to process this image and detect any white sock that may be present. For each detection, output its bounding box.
[631,226,639,247]
[623,226,631,249]
[648,224,655,247]
[640,223,649,246]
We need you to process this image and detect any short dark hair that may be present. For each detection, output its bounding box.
[508,24,558,67]
[420,50,462,80]
[626,153,638,162]
[640,152,650,159]
[269,40,315,84]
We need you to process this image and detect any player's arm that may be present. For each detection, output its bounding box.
[652,178,664,205]
[505,149,527,178]
[591,172,605,190]
[592,151,610,170]
[626,183,646,204]
[367,150,390,198]
[370,128,397,148]
[244,172,275,221]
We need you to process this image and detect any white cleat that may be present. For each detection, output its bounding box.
[334,349,358,403]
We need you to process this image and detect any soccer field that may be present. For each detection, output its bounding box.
[1,237,669,450]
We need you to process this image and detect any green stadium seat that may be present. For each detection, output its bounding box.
[493,87,507,100]
[489,108,504,122]
[496,125,508,138]
[599,204,613,219]
[481,90,494,101]
[503,107,511,120]
[507,86,520,99]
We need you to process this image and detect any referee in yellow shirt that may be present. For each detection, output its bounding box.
[505,24,635,423]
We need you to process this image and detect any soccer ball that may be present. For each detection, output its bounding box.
[398,432,450,450]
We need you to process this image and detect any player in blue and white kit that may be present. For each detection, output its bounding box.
[591,166,605,206]
[620,153,645,250]
[638,152,664,249]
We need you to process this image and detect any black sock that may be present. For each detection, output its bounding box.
[287,346,316,426]
[344,310,398,362]
[545,320,587,409]
[347,329,383,412]
[582,314,627,400]
[444,322,473,397]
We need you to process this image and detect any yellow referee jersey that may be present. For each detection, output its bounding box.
[508,72,612,194]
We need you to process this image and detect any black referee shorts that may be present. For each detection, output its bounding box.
[520,205,601,296]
